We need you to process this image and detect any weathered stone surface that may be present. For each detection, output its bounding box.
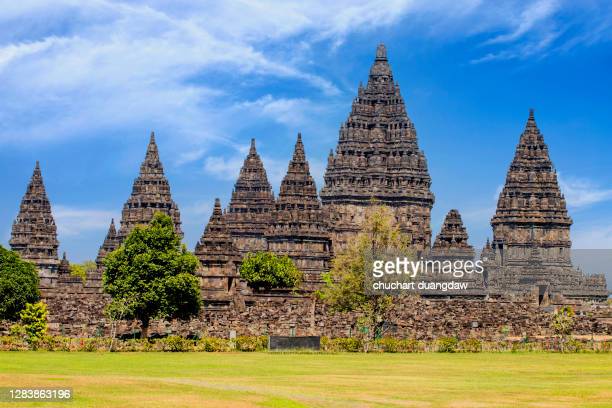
[10,161,60,287]
[423,209,486,297]
[96,219,118,268]
[320,43,434,252]
[39,290,611,340]
[485,111,608,300]
[267,134,332,286]
[195,198,241,305]
[116,132,182,244]
[225,139,276,254]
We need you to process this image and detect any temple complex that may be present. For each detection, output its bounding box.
[266,134,332,286]
[225,139,276,254]
[320,43,435,253]
[9,162,61,286]
[485,111,608,301]
[4,44,608,339]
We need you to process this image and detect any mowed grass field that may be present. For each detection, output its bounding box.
[0,352,611,407]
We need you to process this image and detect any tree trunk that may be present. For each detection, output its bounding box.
[141,320,149,340]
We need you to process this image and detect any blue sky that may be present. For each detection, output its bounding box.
[1,0,612,264]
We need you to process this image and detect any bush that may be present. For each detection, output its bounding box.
[0,335,28,351]
[19,302,48,346]
[196,337,232,352]
[159,335,194,352]
[563,339,584,353]
[437,337,459,353]
[239,252,302,290]
[321,337,362,352]
[458,338,482,353]
[235,336,267,352]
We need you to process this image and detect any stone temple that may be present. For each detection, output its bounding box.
[320,44,434,254]
[484,110,608,301]
[6,43,609,338]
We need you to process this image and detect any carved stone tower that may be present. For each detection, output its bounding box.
[195,198,241,304]
[96,218,118,268]
[486,110,607,300]
[10,162,60,286]
[267,134,332,286]
[116,132,182,243]
[491,110,572,263]
[430,209,474,258]
[320,43,434,252]
[225,139,275,254]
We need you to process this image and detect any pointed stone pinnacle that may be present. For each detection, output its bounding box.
[376,43,387,60]
[249,138,257,155]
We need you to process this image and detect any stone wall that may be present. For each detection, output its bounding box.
[32,284,611,340]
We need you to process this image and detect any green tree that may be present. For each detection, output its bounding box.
[239,252,302,290]
[20,301,48,344]
[318,205,412,352]
[0,245,40,321]
[103,212,202,338]
[551,305,575,351]
[70,260,97,283]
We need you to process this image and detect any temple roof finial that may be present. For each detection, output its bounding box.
[526,108,537,131]
[249,138,257,155]
[376,43,387,60]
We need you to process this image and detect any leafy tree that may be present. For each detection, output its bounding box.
[239,252,302,290]
[318,205,412,352]
[551,305,575,351]
[103,212,202,338]
[20,301,48,344]
[0,245,40,321]
[70,260,97,282]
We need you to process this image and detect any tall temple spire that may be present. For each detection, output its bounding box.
[491,109,571,253]
[485,110,606,300]
[268,134,331,286]
[10,161,60,285]
[320,43,434,251]
[225,138,275,254]
[115,132,182,243]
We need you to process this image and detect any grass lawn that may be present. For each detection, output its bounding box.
[0,352,610,407]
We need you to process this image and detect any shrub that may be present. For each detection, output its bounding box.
[196,337,232,352]
[437,337,459,353]
[235,336,267,352]
[0,335,28,351]
[19,302,48,346]
[160,335,193,352]
[563,339,584,353]
[322,337,362,352]
[458,338,482,353]
[239,252,302,290]
[375,337,400,353]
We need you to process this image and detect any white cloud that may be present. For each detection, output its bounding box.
[558,175,612,209]
[0,0,609,149]
[53,205,117,236]
[572,224,612,249]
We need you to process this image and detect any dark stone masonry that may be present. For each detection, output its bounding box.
[6,44,610,338]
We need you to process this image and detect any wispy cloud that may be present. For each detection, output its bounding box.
[559,174,612,209]
[54,205,117,236]
[1,0,610,147]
